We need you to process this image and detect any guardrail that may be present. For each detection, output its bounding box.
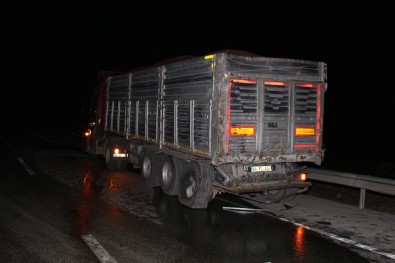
[307,168,395,209]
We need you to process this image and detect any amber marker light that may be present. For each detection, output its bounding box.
[229,126,256,136]
[295,127,315,136]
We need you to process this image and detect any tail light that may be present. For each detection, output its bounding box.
[113,148,127,157]
[84,129,92,137]
[264,81,286,86]
[293,173,307,181]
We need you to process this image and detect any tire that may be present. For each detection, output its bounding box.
[160,157,185,196]
[141,151,160,187]
[104,144,114,168]
[178,160,215,209]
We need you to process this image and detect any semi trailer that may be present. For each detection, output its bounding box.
[85,50,327,209]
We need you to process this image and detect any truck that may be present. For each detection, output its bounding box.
[85,50,327,209]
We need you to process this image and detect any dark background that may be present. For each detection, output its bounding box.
[3,3,395,166]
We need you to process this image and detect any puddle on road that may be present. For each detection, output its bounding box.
[96,170,163,225]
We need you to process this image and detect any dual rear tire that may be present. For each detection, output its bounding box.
[141,151,160,187]
[140,151,215,209]
[177,160,215,209]
[160,157,185,196]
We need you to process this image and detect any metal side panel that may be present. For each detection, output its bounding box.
[226,55,324,81]
[127,68,161,141]
[163,56,214,100]
[105,74,129,134]
[131,68,160,99]
[107,75,129,101]
[194,100,210,154]
[161,56,214,156]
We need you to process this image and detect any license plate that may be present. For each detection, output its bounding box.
[113,153,127,157]
[250,165,272,172]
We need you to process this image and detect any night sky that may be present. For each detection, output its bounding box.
[4,3,395,165]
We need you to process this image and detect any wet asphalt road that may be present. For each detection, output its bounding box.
[0,128,393,262]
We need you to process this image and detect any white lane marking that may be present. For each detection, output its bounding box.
[17,157,37,176]
[81,234,118,263]
[223,207,395,260]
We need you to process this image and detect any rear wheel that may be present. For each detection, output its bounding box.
[141,151,160,187]
[178,160,215,209]
[104,144,115,169]
[160,157,185,196]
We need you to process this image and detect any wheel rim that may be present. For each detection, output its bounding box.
[161,162,172,188]
[186,175,196,198]
[142,155,152,180]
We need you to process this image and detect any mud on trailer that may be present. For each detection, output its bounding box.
[85,50,327,209]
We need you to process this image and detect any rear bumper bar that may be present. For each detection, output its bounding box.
[212,181,311,194]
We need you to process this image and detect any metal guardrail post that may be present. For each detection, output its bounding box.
[359,189,366,209]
